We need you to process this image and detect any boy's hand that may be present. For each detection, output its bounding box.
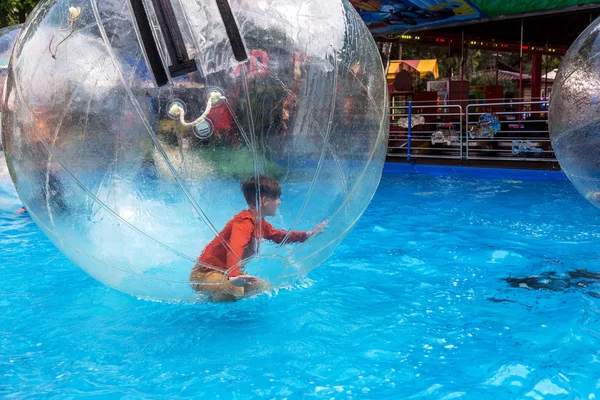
[229,275,258,287]
[310,220,328,237]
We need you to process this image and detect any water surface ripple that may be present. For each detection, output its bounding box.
[2,173,600,398]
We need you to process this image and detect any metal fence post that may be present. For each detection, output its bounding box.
[459,105,463,160]
[465,105,470,160]
[407,100,412,161]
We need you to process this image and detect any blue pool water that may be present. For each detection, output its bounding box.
[3,168,600,398]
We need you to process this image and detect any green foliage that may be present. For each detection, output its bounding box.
[543,55,562,71]
[0,0,40,28]
[413,72,435,92]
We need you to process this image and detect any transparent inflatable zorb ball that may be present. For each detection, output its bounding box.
[550,17,600,207]
[1,0,388,301]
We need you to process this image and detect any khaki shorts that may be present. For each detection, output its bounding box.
[190,268,245,302]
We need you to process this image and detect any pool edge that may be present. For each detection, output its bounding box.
[383,162,567,180]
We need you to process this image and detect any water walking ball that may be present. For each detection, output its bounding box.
[1,0,388,301]
[549,17,600,208]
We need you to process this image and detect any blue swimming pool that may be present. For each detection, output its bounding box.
[2,166,600,398]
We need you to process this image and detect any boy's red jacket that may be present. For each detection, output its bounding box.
[198,210,309,276]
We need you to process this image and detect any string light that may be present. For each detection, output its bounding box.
[390,35,564,54]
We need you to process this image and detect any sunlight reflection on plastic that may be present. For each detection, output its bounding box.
[0,24,21,147]
[1,0,388,302]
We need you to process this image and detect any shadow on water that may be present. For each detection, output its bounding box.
[502,269,600,298]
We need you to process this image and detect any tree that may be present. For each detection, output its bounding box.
[0,0,40,29]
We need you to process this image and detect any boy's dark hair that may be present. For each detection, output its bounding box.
[241,175,281,205]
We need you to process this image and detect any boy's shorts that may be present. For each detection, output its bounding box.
[190,267,245,302]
